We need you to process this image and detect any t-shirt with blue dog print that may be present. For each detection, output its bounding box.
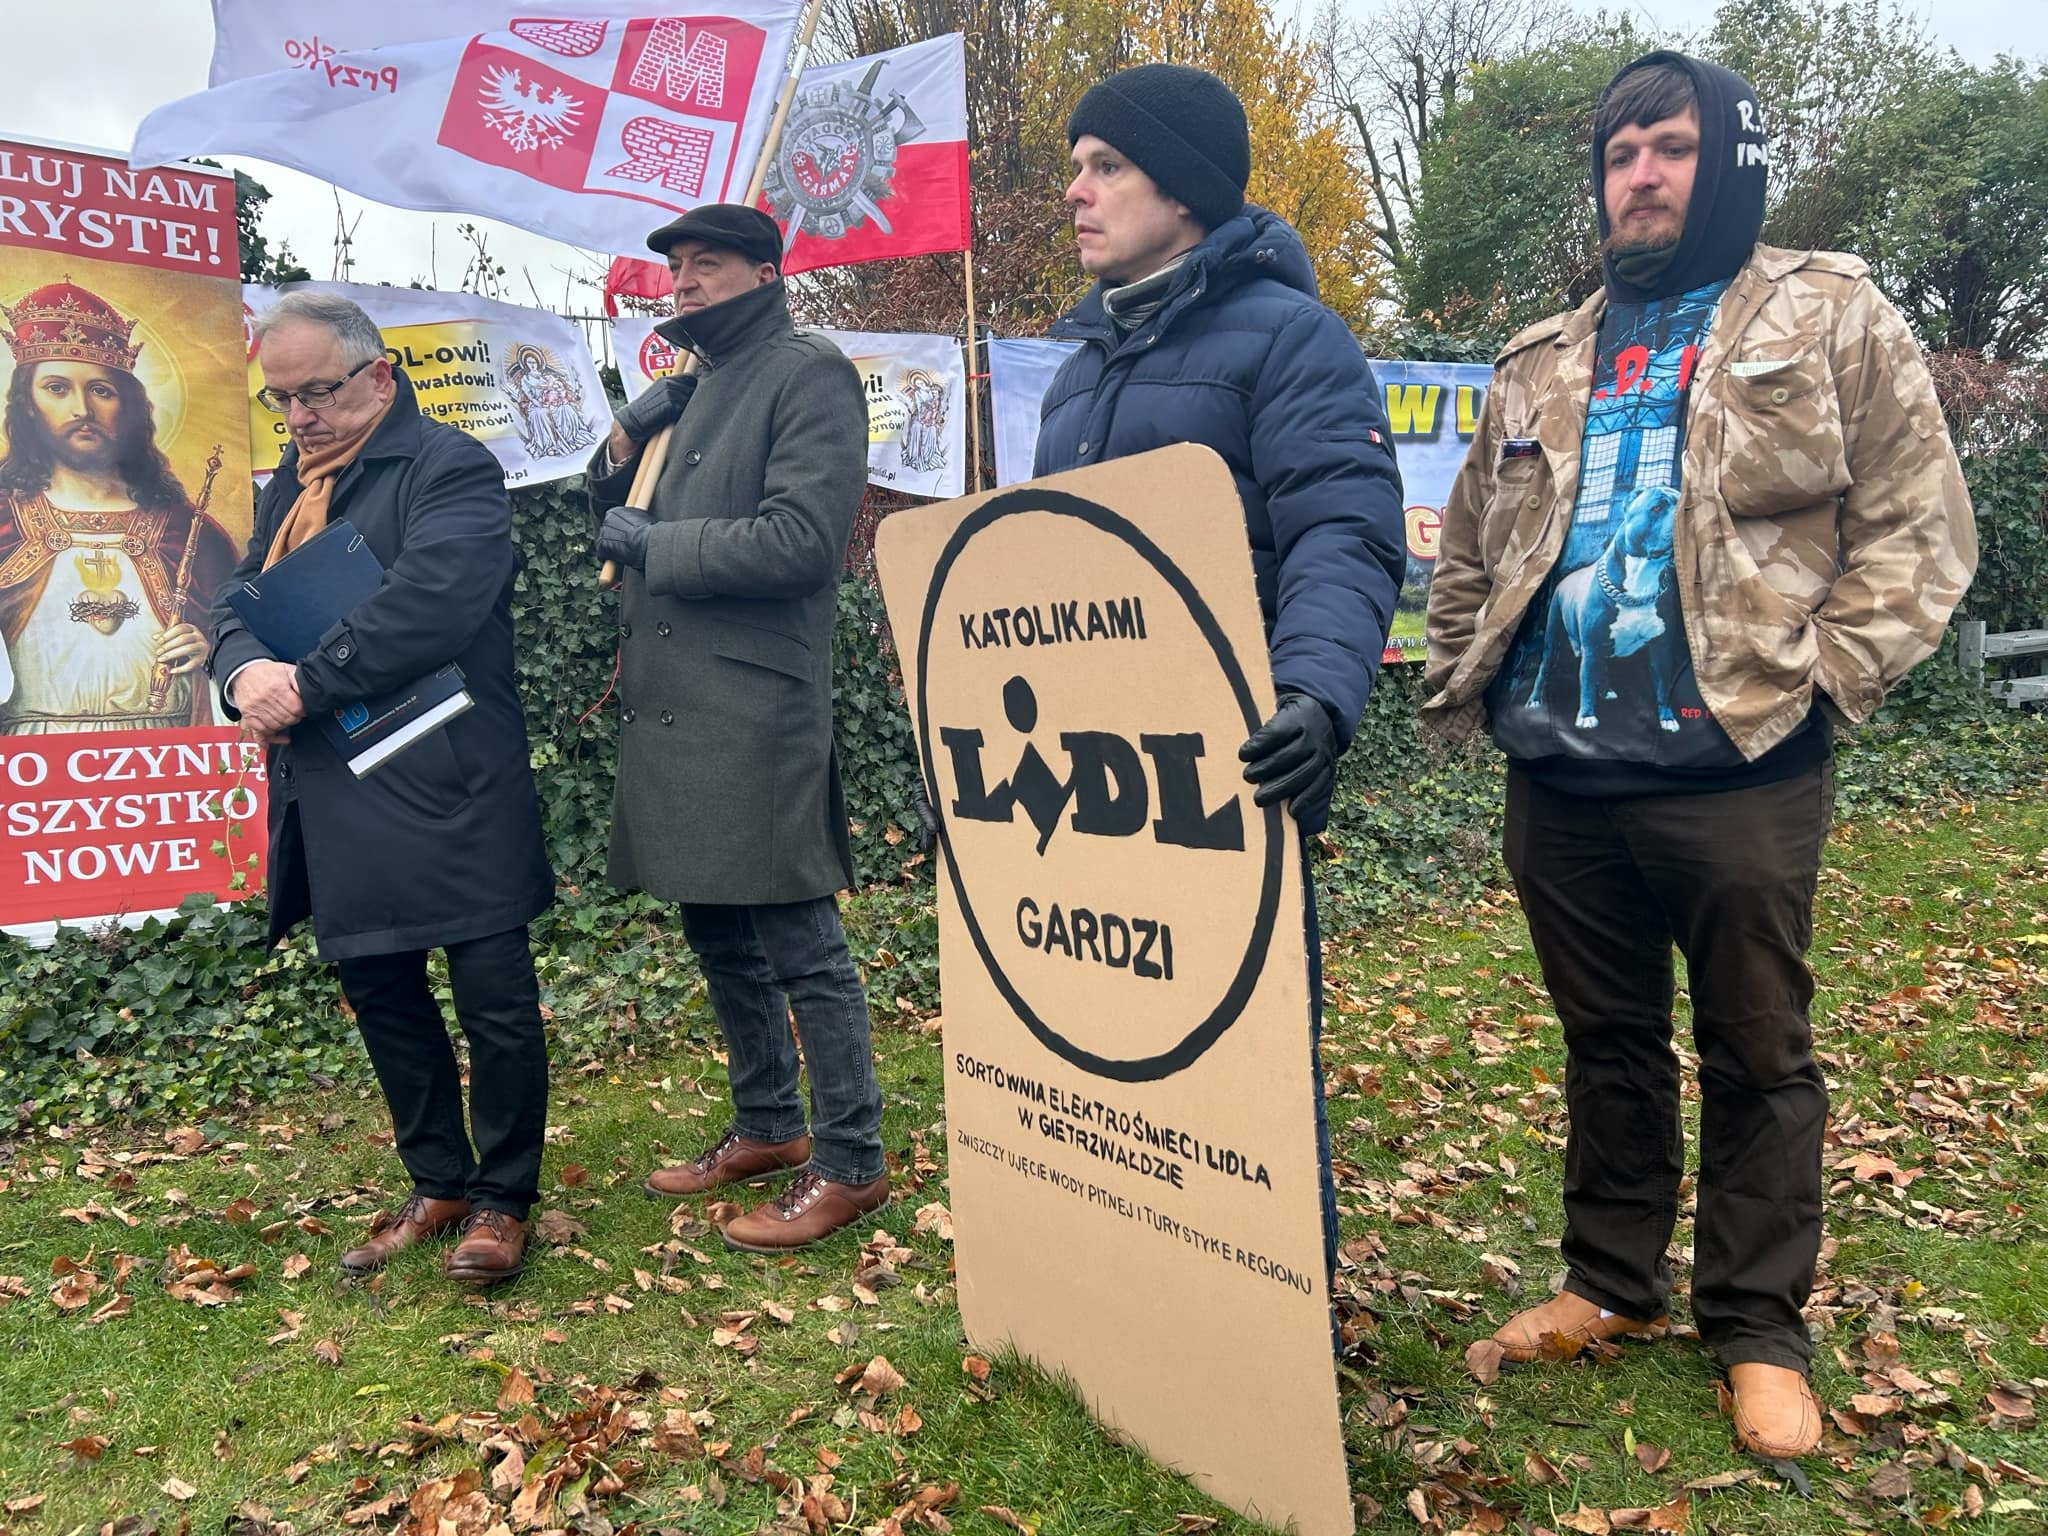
[1487,278,1748,773]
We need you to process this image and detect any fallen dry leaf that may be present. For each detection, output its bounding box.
[1464,1337,1506,1384]
[1560,1507,1610,1534]
[281,1253,312,1281]
[962,1354,991,1383]
[978,1507,1036,1534]
[1609,1495,1687,1531]
[1681,1468,1758,1492]
[56,1434,110,1464]
[532,1209,586,1244]
[496,1366,536,1411]
[310,1338,342,1367]
[857,1355,904,1398]
[5,1493,46,1515]
[1633,1441,1670,1475]
[163,1476,198,1501]
[1868,1461,1914,1501]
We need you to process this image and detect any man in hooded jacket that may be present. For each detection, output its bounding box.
[1033,64,1408,1291]
[1424,52,1976,1455]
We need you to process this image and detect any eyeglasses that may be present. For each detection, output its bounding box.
[256,357,377,413]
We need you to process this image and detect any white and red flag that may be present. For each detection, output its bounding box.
[603,30,967,299]
[132,7,804,256]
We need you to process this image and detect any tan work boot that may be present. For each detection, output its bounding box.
[1727,1362,1823,1457]
[443,1209,529,1288]
[643,1128,814,1198]
[721,1169,891,1253]
[339,1193,469,1276]
[1492,1290,1670,1362]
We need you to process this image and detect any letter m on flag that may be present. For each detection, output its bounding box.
[633,20,727,108]
[612,18,766,124]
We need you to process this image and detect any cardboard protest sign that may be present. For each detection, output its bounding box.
[0,136,264,941]
[874,445,1352,1536]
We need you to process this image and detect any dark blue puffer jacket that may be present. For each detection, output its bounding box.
[1035,207,1406,755]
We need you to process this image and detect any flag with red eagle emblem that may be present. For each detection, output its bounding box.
[131,7,803,257]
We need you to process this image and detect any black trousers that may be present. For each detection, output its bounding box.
[1503,760,1833,1373]
[333,925,548,1219]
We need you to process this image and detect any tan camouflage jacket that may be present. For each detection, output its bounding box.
[1422,244,1978,757]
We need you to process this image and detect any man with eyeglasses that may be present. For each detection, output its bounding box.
[209,290,554,1288]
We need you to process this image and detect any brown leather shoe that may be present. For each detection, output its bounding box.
[721,1169,890,1253]
[642,1128,813,1198]
[443,1209,529,1287]
[1492,1290,1670,1362]
[1727,1362,1823,1457]
[339,1193,469,1276]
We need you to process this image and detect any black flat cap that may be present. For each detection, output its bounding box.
[645,203,784,270]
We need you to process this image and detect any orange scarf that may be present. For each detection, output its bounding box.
[261,394,396,570]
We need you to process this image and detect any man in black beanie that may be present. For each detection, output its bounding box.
[1034,64,1408,1300]
[588,204,892,1253]
[1424,53,1976,1456]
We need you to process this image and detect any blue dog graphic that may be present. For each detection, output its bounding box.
[1526,486,1680,732]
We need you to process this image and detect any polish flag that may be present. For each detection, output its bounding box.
[604,254,674,315]
[602,32,969,304]
[763,34,970,276]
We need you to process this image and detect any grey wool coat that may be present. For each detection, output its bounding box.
[587,278,868,906]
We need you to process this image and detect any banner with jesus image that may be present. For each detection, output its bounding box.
[0,135,264,939]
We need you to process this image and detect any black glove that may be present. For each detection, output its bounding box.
[597,505,655,572]
[1239,692,1339,823]
[910,778,940,854]
[613,372,698,446]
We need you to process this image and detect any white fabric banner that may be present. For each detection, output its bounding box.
[137,8,803,257]
[613,317,967,499]
[988,336,1079,487]
[204,2,708,84]
[245,281,608,486]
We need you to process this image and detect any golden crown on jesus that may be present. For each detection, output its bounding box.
[2,279,142,372]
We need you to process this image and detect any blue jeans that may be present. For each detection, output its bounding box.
[679,895,886,1187]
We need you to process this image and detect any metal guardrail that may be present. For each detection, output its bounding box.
[1958,619,2048,705]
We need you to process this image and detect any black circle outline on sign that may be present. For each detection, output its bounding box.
[915,487,1285,1084]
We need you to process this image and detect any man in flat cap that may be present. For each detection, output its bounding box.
[588,203,889,1251]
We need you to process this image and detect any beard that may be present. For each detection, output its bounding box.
[1603,203,1683,257]
[50,423,123,474]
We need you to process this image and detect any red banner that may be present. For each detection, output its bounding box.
[1,134,261,938]
[0,144,238,279]
[0,729,266,927]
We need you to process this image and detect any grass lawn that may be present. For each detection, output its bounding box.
[1,795,2043,1536]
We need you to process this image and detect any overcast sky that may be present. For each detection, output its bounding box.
[5,0,2043,307]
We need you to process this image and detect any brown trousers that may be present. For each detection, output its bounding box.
[1504,760,1833,1373]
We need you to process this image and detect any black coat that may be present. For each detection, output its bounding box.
[587,280,868,906]
[208,372,553,960]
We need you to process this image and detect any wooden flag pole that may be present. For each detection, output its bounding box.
[962,246,982,495]
[600,0,830,588]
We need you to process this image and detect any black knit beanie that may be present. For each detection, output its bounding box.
[1067,64,1250,230]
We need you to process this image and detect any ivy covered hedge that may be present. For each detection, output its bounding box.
[3,460,2044,1132]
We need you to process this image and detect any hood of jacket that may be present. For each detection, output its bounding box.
[1594,49,1769,303]
[1049,206,1319,345]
